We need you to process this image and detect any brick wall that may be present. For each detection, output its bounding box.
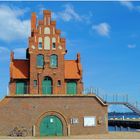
[0,95,108,136]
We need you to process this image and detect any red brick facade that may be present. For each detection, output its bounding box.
[0,10,108,137]
[9,10,83,95]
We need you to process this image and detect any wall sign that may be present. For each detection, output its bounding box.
[84,116,96,127]
[70,118,79,124]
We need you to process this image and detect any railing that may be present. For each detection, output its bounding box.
[83,87,140,111]
[1,86,140,111]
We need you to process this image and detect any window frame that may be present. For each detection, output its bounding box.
[33,80,37,87]
[52,43,56,49]
[38,42,42,50]
[57,80,61,86]
[37,54,44,68]
[50,54,58,68]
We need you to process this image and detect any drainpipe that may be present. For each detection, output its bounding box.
[32,125,36,136]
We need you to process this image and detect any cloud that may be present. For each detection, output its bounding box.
[92,22,110,37]
[0,47,10,61]
[0,5,30,42]
[52,4,93,23]
[13,48,27,59]
[120,1,140,12]
[120,1,134,10]
[128,44,136,48]
[53,4,82,22]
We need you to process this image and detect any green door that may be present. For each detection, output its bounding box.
[42,77,52,94]
[40,115,63,136]
[67,81,77,95]
[16,81,27,95]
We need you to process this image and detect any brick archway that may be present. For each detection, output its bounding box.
[35,111,68,136]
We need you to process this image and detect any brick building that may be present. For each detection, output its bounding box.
[10,10,83,96]
[0,10,108,136]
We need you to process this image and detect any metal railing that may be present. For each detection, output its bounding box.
[83,87,140,111]
[1,86,140,111]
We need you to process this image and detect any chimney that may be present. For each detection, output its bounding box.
[10,51,14,62]
[31,12,36,31]
[77,53,81,63]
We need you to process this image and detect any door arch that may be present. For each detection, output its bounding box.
[42,76,52,94]
[40,115,63,136]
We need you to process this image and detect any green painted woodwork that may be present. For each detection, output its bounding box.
[42,77,52,94]
[37,54,44,68]
[50,54,58,68]
[16,81,27,95]
[40,115,63,136]
[67,81,77,95]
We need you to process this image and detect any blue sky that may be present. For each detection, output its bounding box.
[0,1,140,112]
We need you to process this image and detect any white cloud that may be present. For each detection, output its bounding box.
[0,47,10,61]
[120,1,140,12]
[128,44,136,48]
[52,4,93,23]
[92,22,110,37]
[13,48,27,59]
[0,5,30,42]
[120,1,134,10]
[53,4,82,22]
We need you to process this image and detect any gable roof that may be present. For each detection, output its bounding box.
[10,60,29,79]
[10,59,81,80]
[64,60,81,79]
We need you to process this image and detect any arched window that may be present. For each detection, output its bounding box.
[37,54,44,68]
[52,37,56,49]
[50,54,58,68]
[38,37,42,49]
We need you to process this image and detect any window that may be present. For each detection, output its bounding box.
[38,42,42,49]
[38,37,42,49]
[37,54,44,68]
[52,43,56,49]
[50,54,58,68]
[57,80,61,86]
[52,37,56,49]
[34,80,37,87]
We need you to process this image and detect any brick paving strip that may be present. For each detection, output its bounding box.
[0,132,140,139]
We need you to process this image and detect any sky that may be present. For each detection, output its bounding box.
[0,1,140,112]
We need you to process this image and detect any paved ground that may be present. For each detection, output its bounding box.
[0,132,140,139]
